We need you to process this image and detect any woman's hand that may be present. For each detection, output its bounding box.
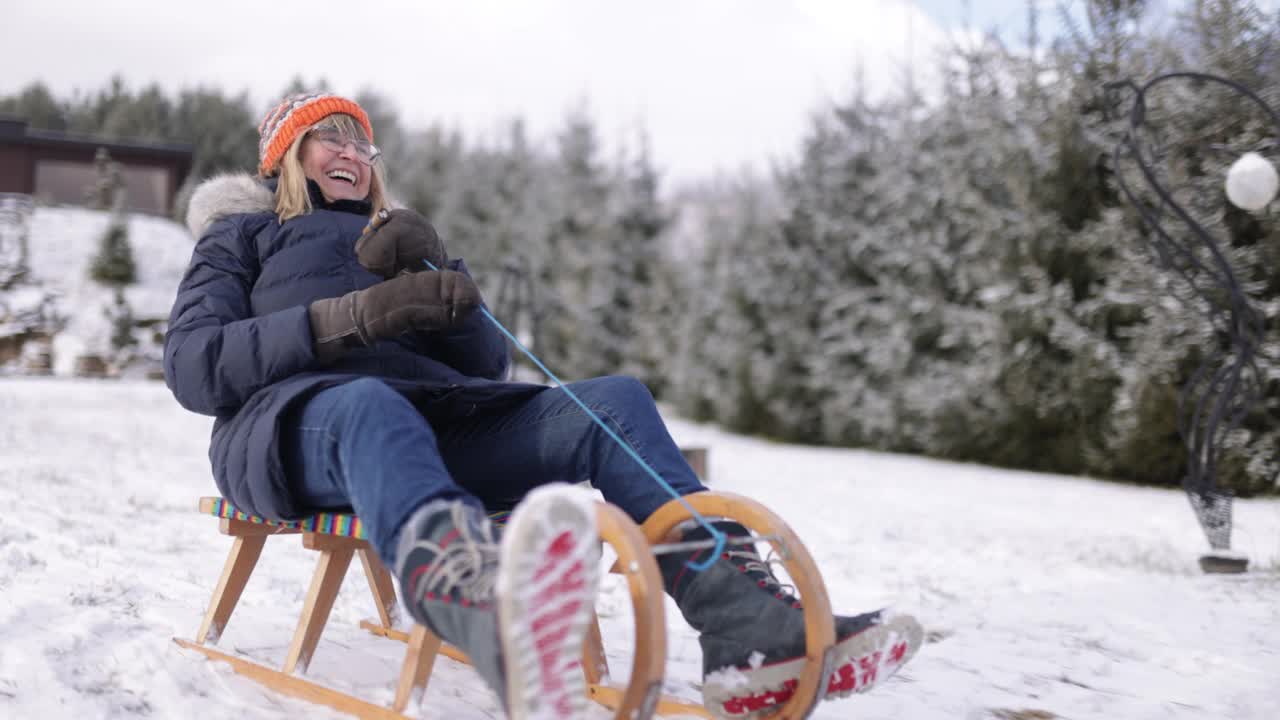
[355,209,448,278]
[308,270,480,362]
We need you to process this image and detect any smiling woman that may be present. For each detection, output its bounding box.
[297,122,374,196]
[169,91,620,718]
[303,125,372,192]
[255,95,392,221]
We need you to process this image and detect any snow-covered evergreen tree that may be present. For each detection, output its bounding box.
[88,150,136,287]
[394,126,467,222]
[536,112,615,380]
[433,121,549,374]
[85,149,138,374]
[89,220,136,287]
[667,175,782,430]
[105,288,137,355]
[609,137,674,392]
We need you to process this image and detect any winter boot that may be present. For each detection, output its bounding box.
[395,484,603,719]
[659,521,922,718]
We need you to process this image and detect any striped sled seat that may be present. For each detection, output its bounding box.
[177,490,840,720]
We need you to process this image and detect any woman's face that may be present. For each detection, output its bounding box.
[300,127,373,202]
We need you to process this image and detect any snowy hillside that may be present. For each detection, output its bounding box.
[1,378,1277,720]
[5,205,193,375]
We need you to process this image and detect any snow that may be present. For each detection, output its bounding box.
[1,377,1278,719]
[18,206,193,373]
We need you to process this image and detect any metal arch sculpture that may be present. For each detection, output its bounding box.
[1104,72,1278,572]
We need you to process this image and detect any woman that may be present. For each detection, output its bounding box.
[166,92,919,719]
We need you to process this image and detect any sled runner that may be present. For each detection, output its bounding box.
[176,491,839,720]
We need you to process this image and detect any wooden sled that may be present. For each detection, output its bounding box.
[176,496,673,719]
[177,491,836,720]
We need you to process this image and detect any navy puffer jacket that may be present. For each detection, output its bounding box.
[165,174,545,520]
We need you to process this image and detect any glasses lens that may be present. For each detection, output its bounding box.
[311,129,378,165]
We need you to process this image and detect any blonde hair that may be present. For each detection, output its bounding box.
[272,113,390,222]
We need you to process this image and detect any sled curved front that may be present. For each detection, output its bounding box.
[640,491,837,720]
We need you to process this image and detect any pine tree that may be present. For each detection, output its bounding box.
[610,137,673,391]
[90,220,136,287]
[395,126,466,221]
[0,82,68,131]
[535,111,614,380]
[430,121,547,375]
[88,149,137,287]
[773,100,894,445]
[666,176,781,430]
[101,83,173,141]
[106,288,137,353]
[354,89,407,172]
[171,88,259,178]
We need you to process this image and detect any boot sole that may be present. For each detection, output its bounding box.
[496,484,602,720]
[703,612,924,718]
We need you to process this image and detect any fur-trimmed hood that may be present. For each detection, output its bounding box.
[185,173,274,239]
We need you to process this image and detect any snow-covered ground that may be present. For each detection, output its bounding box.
[1,377,1277,720]
[4,206,193,375]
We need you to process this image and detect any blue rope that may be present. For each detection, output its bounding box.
[423,259,725,571]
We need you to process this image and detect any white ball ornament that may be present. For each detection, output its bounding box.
[1225,151,1278,212]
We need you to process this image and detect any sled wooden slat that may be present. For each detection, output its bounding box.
[587,684,715,719]
[357,621,473,667]
[173,638,413,720]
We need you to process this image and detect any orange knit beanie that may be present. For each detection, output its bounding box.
[257,92,374,177]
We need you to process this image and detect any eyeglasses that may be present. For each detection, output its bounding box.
[308,128,381,165]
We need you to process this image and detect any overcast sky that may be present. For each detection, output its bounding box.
[3,1,1083,183]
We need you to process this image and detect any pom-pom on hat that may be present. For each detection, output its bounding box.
[257,92,374,177]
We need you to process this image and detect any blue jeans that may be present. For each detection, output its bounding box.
[282,375,706,565]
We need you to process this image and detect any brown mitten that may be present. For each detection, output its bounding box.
[355,209,448,278]
[308,270,480,362]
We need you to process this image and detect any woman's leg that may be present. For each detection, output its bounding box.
[282,377,602,716]
[432,375,706,522]
[281,377,482,565]
[431,376,921,715]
